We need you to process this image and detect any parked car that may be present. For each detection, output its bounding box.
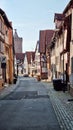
[23,74,29,77]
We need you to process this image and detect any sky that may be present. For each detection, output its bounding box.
[0,0,70,52]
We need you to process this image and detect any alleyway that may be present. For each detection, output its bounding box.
[0,77,61,130]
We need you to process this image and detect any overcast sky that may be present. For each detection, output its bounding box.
[0,0,70,52]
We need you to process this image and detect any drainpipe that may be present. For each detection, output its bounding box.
[62,25,64,83]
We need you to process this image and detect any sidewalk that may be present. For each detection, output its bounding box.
[0,79,19,98]
[43,82,73,130]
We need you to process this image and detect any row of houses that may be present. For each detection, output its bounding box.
[15,52,35,77]
[21,0,73,96]
[36,0,73,96]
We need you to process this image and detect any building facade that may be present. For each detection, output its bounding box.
[24,51,35,76]
[14,29,23,53]
[35,41,40,76]
[39,30,54,80]
[0,8,14,88]
[15,53,25,76]
[63,0,73,95]
[50,0,73,95]
[39,30,48,79]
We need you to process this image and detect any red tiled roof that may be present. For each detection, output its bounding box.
[26,51,35,64]
[39,30,46,53]
[39,30,54,53]
[16,53,25,62]
[46,30,55,45]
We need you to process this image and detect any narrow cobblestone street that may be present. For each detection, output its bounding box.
[0,77,73,130]
[0,77,61,130]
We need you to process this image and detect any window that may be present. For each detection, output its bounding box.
[0,42,5,53]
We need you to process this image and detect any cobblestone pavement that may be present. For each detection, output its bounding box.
[0,79,19,98]
[42,82,73,130]
[0,79,73,130]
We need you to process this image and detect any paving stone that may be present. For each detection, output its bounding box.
[0,80,73,130]
[43,82,73,130]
